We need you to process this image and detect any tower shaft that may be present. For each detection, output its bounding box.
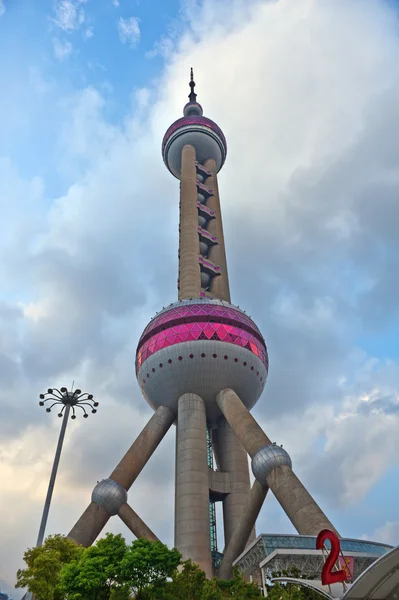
[178,145,201,299]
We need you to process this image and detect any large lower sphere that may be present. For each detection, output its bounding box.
[136,298,268,423]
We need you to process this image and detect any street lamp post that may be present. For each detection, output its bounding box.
[36,386,98,547]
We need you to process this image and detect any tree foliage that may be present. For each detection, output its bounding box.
[119,538,181,599]
[15,535,82,600]
[217,567,263,598]
[161,562,262,599]
[17,533,271,600]
[266,567,323,600]
[59,533,130,600]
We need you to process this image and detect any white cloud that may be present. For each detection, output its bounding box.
[53,37,73,60]
[118,16,140,47]
[52,0,85,32]
[0,0,5,17]
[113,0,120,6]
[84,26,94,38]
[371,520,399,546]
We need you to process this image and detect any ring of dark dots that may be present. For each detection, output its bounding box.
[142,353,262,386]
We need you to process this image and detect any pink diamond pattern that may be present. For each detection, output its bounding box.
[136,318,268,372]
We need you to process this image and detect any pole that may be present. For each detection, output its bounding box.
[36,404,71,547]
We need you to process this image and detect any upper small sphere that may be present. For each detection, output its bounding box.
[162,115,227,179]
[183,102,203,117]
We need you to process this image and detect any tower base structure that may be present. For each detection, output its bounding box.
[68,387,339,579]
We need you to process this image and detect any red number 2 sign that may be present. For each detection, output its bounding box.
[316,529,347,585]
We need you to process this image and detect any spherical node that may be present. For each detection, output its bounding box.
[201,271,211,289]
[183,102,203,117]
[200,241,208,256]
[136,298,268,423]
[91,478,128,516]
[251,445,292,485]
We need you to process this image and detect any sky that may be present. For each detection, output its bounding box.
[1,0,399,596]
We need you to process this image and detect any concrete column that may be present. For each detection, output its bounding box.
[213,417,255,550]
[175,393,212,577]
[203,158,231,302]
[216,389,271,457]
[179,144,201,299]
[68,502,110,547]
[216,389,339,537]
[218,481,268,580]
[68,405,175,546]
[110,405,175,490]
[118,503,159,542]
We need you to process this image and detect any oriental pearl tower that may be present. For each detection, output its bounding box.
[68,70,338,579]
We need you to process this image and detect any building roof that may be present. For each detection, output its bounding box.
[271,545,399,600]
[234,534,393,575]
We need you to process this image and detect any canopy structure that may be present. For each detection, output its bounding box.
[271,546,399,600]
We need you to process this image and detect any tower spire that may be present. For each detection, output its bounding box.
[188,67,197,103]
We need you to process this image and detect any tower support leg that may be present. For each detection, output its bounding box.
[216,389,339,537]
[68,405,175,546]
[218,480,268,580]
[175,393,212,577]
[118,503,159,542]
[213,417,255,549]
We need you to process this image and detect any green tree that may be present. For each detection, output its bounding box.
[161,559,207,600]
[119,538,181,599]
[59,533,129,600]
[266,567,323,600]
[16,534,82,600]
[200,578,223,600]
[218,567,263,598]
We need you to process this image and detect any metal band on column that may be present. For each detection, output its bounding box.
[216,388,339,537]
